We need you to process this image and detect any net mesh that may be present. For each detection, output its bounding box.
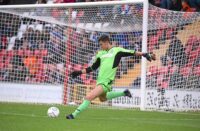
[0,3,199,110]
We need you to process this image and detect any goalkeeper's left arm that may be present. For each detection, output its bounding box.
[117,47,156,62]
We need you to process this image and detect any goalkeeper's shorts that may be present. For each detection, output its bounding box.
[97,80,113,93]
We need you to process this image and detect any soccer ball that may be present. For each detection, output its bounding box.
[47,107,60,118]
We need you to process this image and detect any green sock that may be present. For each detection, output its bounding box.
[72,100,90,118]
[106,91,125,100]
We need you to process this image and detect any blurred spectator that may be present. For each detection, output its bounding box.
[36,0,47,4]
[146,73,157,89]
[112,33,129,48]
[13,38,23,50]
[11,54,23,66]
[0,0,199,87]
[0,35,8,51]
[45,26,65,64]
[46,64,64,84]
[160,0,182,11]
[23,51,39,78]
[53,0,76,3]
[21,38,29,50]
[188,0,200,11]
[194,55,200,66]
[3,54,29,82]
[3,63,29,82]
[63,0,76,2]
[169,70,186,88]
[0,0,10,5]
[24,25,37,49]
[149,0,161,7]
[133,77,141,87]
[166,37,188,67]
[8,0,37,4]
[181,0,199,12]
[150,0,199,12]
[185,74,200,89]
[89,31,98,43]
[182,0,194,11]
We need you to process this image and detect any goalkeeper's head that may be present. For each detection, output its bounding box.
[98,34,112,50]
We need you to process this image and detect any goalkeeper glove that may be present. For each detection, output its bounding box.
[70,71,82,78]
[142,52,156,62]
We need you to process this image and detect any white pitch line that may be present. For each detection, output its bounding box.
[0,112,48,118]
[0,111,199,121]
[88,117,200,121]
[172,112,200,116]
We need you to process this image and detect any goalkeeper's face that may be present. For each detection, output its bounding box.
[99,41,110,50]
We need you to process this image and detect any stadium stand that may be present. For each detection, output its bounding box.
[0,0,199,90]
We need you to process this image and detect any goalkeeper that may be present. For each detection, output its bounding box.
[66,35,156,119]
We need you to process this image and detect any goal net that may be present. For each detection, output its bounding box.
[0,1,199,111]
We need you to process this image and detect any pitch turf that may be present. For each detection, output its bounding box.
[0,103,200,131]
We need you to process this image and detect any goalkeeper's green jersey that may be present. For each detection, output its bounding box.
[90,47,135,85]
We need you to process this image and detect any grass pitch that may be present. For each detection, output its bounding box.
[0,102,200,131]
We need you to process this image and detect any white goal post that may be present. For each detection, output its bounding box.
[0,0,199,111]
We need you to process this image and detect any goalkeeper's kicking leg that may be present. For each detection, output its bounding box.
[66,85,132,119]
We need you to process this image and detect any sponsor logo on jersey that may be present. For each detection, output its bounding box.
[101,53,113,58]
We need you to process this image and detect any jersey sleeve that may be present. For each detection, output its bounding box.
[85,51,101,73]
[91,57,100,70]
[116,47,135,57]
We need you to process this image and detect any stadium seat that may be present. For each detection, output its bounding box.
[37,58,43,63]
[188,50,199,65]
[84,79,92,85]
[90,79,96,84]
[34,50,41,56]
[185,44,192,54]
[35,63,46,82]
[180,66,191,77]
[0,63,4,69]
[80,73,86,81]
[156,74,169,89]
[0,51,4,61]
[193,66,200,76]
[166,28,173,39]
[0,56,3,64]
[148,35,159,51]
[187,35,197,46]
[158,66,168,75]
[24,50,32,56]
[83,64,89,69]
[7,50,14,57]
[157,30,163,38]
[189,50,199,59]
[73,64,82,71]
[160,81,169,89]
[168,65,176,74]
[148,65,158,75]
[41,49,48,56]
[17,50,24,56]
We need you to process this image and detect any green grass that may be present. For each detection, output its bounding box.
[0,102,200,131]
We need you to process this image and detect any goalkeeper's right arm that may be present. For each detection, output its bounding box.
[70,58,100,78]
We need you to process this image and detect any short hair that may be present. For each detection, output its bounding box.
[98,35,110,43]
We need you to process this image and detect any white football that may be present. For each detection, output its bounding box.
[47,107,60,118]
